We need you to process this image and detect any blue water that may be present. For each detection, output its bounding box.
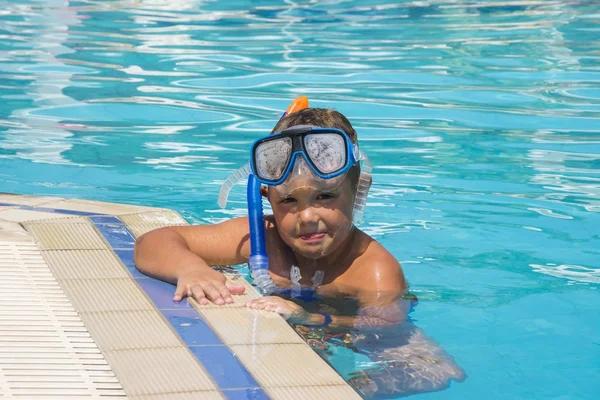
[1,0,599,398]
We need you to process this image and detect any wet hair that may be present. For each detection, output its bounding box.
[271,108,361,190]
[271,108,358,143]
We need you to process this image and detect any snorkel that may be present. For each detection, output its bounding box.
[246,97,308,294]
[218,96,372,295]
[246,174,276,293]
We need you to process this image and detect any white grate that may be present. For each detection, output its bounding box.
[0,241,127,399]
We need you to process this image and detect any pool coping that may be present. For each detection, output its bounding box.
[0,193,360,400]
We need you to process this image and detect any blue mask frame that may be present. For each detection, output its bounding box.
[249,125,359,186]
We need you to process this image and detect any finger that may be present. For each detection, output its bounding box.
[213,282,234,304]
[248,299,270,310]
[173,284,188,302]
[190,285,209,305]
[247,300,262,309]
[203,284,225,305]
[251,296,274,304]
[225,280,246,295]
[274,306,290,318]
[247,297,268,308]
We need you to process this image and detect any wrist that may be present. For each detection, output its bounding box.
[176,256,210,276]
[304,312,332,328]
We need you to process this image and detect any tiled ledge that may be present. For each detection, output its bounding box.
[0,193,361,400]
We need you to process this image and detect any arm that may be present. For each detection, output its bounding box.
[248,246,409,331]
[331,252,409,332]
[134,217,251,305]
[312,256,409,332]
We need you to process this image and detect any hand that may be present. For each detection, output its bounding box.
[173,266,245,305]
[247,296,310,324]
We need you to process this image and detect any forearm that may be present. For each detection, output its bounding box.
[133,228,211,283]
[305,313,405,332]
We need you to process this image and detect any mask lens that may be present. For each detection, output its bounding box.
[255,137,292,181]
[272,157,348,199]
[304,133,347,174]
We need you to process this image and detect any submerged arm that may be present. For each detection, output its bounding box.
[325,249,409,331]
[249,253,409,331]
[319,297,410,332]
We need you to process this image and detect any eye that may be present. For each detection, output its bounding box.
[316,193,336,201]
[280,197,296,204]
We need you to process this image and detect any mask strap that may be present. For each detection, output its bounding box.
[352,151,372,225]
[218,162,251,208]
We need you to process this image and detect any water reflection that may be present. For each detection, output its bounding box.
[0,1,84,165]
[528,147,600,212]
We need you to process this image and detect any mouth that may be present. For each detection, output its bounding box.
[299,232,326,242]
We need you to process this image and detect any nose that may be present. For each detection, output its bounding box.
[297,204,319,225]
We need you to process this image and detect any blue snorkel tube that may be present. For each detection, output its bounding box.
[247,174,277,294]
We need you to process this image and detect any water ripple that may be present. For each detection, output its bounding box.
[0,0,599,292]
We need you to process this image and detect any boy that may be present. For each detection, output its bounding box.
[134,100,465,397]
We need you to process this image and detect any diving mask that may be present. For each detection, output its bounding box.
[251,125,360,185]
[219,125,372,224]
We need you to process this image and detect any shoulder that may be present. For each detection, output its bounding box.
[342,230,407,295]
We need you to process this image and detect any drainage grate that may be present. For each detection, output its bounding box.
[0,241,127,398]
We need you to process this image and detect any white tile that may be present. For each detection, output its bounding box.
[230,343,347,387]
[0,208,74,222]
[0,193,63,207]
[23,221,108,250]
[0,220,34,243]
[40,199,151,215]
[266,385,361,400]
[199,307,304,345]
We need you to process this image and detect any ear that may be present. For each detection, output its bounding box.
[260,186,268,198]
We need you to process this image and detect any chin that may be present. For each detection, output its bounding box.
[293,242,334,259]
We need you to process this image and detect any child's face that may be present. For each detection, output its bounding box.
[268,176,356,260]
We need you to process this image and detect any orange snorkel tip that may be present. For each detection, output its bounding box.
[280,96,309,120]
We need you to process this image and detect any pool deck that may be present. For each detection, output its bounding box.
[0,193,360,400]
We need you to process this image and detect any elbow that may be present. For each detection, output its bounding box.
[133,232,148,271]
[133,226,184,263]
[379,315,407,329]
[353,315,405,333]
[133,230,150,255]
[132,227,167,269]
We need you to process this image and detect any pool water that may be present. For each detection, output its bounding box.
[1,0,599,398]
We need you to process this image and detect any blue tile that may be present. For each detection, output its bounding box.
[189,346,259,389]
[24,205,101,216]
[0,202,101,216]
[222,389,270,400]
[48,208,101,216]
[161,309,222,346]
[136,277,191,309]
[90,216,121,224]
[112,249,146,279]
[94,223,136,248]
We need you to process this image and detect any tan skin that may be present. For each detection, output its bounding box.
[134,176,408,330]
